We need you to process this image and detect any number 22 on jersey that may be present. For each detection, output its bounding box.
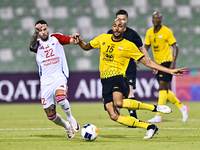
[45,48,55,58]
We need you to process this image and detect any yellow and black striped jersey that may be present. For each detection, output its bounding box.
[145,25,176,64]
[90,34,144,79]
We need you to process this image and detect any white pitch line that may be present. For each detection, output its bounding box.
[0,128,62,131]
[0,137,83,140]
[0,137,41,140]
[105,127,199,130]
[0,127,199,131]
[0,134,199,140]
[163,127,199,130]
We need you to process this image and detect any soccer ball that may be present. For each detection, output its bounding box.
[81,124,98,141]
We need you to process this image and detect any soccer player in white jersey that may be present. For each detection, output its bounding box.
[29,20,80,138]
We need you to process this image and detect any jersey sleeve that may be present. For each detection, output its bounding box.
[167,29,177,45]
[131,30,143,48]
[89,34,103,49]
[129,43,145,61]
[144,30,151,45]
[51,33,71,45]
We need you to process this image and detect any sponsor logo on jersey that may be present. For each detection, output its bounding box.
[52,43,55,45]
[45,44,50,49]
[43,57,60,66]
[103,52,114,61]
[119,46,123,50]
[102,42,105,45]
[40,45,50,49]
[40,46,45,49]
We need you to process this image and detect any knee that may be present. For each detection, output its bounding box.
[159,82,168,90]
[159,85,168,90]
[44,105,56,120]
[47,112,57,120]
[114,101,123,108]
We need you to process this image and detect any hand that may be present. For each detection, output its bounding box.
[71,33,83,44]
[35,23,43,33]
[71,33,80,38]
[153,69,158,74]
[170,67,187,76]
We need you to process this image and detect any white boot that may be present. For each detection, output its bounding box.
[148,115,162,123]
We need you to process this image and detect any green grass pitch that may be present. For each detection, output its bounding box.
[0,102,199,150]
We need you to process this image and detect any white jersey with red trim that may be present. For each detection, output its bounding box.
[34,33,71,85]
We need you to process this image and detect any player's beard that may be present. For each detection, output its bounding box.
[113,31,123,39]
[40,33,49,41]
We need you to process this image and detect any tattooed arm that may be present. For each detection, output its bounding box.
[29,23,42,51]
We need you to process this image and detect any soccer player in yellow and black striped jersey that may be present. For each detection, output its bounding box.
[145,12,189,123]
[75,18,187,139]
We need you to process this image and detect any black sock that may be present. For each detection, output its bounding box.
[152,105,157,112]
[147,124,158,133]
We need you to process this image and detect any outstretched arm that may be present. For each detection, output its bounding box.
[70,33,93,51]
[140,56,186,75]
[139,46,151,61]
[136,46,151,67]
[78,41,93,51]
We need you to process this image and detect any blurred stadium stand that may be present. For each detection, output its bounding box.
[0,0,200,73]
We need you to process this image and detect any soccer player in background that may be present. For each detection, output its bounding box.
[75,18,187,139]
[29,20,80,138]
[107,9,151,125]
[144,12,189,123]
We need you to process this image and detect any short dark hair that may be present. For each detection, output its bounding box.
[35,20,48,26]
[116,9,128,18]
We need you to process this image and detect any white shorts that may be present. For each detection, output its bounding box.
[40,78,68,109]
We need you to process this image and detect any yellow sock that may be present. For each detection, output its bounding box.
[123,99,155,111]
[157,90,168,115]
[116,114,151,129]
[167,90,183,109]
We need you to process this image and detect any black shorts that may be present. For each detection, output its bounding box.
[126,58,137,89]
[101,75,129,110]
[156,61,173,82]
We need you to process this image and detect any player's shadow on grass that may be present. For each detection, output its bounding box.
[100,135,132,139]
[32,134,66,138]
[162,119,176,122]
[105,124,125,128]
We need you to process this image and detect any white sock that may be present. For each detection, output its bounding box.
[58,99,73,120]
[52,113,71,129]
[180,105,186,113]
